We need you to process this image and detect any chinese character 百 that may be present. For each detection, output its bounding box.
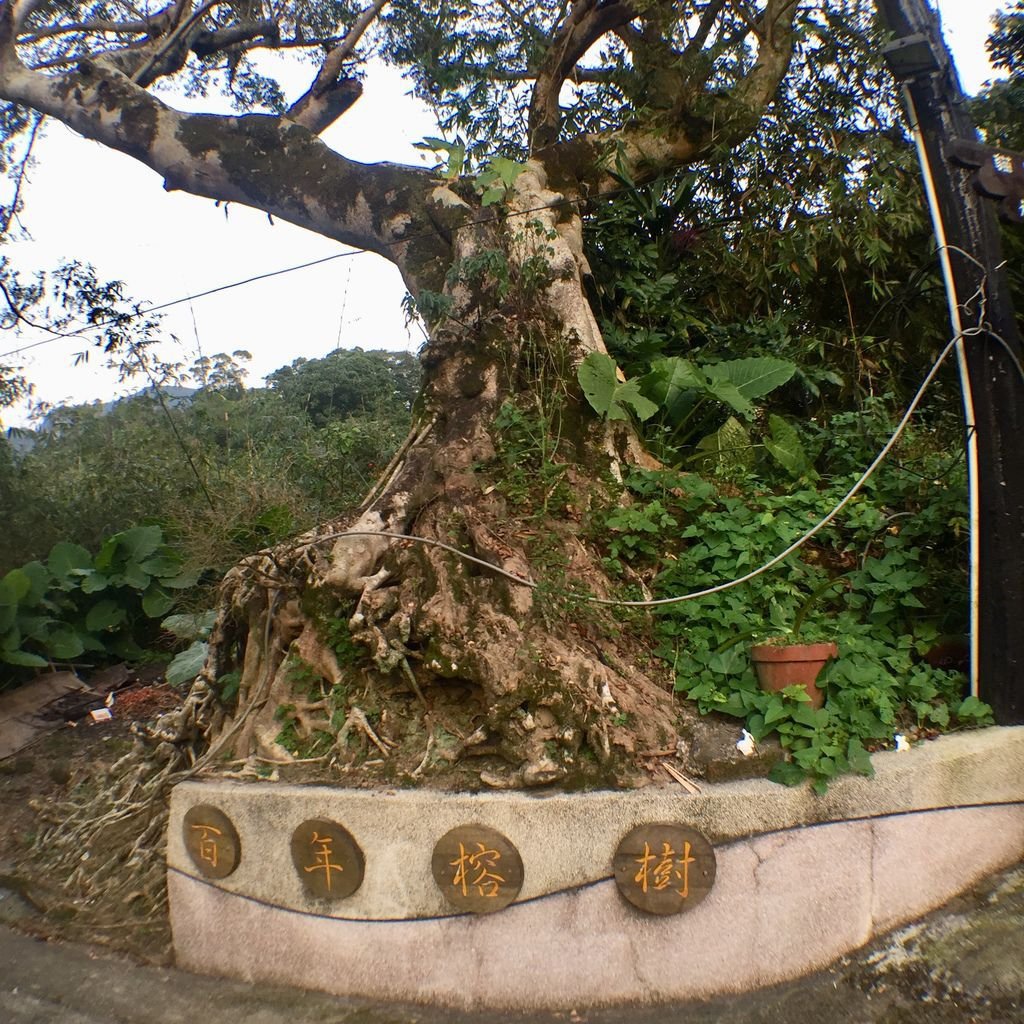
[450,841,505,897]
[303,832,345,892]
[191,823,223,869]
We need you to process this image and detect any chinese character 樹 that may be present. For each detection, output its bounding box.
[303,832,345,891]
[450,841,505,897]
[634,840,696,898]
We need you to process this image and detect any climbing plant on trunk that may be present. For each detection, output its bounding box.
[0,0,807,786]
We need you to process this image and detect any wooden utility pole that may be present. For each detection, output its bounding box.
[878,0,1024,723]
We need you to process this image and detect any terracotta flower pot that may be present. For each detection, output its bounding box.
[749,641,838,710]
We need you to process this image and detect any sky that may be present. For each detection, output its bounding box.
[0,1,1009,428]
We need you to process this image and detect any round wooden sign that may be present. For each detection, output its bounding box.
[290,818,365,900]
[431,824,524,914]
[612,823,716,915]
[182,804,241,879]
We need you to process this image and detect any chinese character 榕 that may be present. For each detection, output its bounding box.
[450,841,505,897]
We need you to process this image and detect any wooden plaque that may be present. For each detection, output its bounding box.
[183,804,241,879]
[431,824,524,914]
[613,823,716,915]
[291,818,364,900]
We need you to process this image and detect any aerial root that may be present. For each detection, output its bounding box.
[336,706,396,757]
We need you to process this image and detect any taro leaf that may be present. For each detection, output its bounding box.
[79,570,110,594]
[116,525,164,564]
[166,640,209,687]
[162,611,217,641]
[0,568,31,605]
[142,584,176,618]
[118,562,152,592]
[763,414,811,478]
[47,542,93,583]
[1,648,49,668]
[139,555,182,577]
[43,625,86,660]
[694,416,753,472]
[95,525,163,572]
[703,378,753,416]
[639,357,703,425]
[707,357,797,400]
[20,561,50,605]
[578,353,658,422]
[161,568,200,590]
[85,599,127,633]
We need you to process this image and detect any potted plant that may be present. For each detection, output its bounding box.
[750,579,843,709]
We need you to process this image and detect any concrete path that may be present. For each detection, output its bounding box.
[2,861,1022,1024]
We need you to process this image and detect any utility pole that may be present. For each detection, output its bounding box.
[878,0,1024,723]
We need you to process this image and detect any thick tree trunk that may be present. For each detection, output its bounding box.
[170,163,681,789]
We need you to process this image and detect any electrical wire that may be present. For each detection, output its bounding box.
[303,326,967,609]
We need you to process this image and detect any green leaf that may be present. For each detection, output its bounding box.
[47,542,93,582]
[763,414,810,478]
[115,526,163,564]
[703,379,753,416]
[19,562,50,605]
[1,649,49,668]
[118,563,152,591]
[79,570,110,594]
[707,357,797,400]
[85,600,127,633]
[166,640,208,687]
[694,417,753,472]
[578,353,618,416]
[614,380,659,421]
[162,611,217,641]
[0,568,31,605]
[161,569,200,590]
[43,626,86,660]
[142,584,176,619]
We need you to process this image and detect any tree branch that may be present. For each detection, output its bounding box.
[0,16,441,275]
[286,0,387,134]
[528,0,636,152]
[542,0,798,192]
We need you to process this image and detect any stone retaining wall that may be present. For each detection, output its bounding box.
[168,727,1024,1009]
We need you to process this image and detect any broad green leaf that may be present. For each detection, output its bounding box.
[162,611,217,641]
[20,562,50,605]
[614,380,658,422]
[1,649,49,668]
[640,357,703,425]
[166,640,209,687]
[114,525,163,564]
[139,556,182,578]
[142,584,176,618]
[704,379,753,416]
[118,563,152,591]
[578,352,618,417]
[0,568,31,605]
[161,569,200,590]
[694,417,753,472]
[578,353,657,422]
[707,357,797,400]
[763,414,810,478]
[85,600,127,633]
[47,542,93,582]
[43,626,86,660]
[79,570,110,594]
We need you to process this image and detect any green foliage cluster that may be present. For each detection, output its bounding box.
[0,347,419,582]
[0,526,194,686]
[591,400,981,792]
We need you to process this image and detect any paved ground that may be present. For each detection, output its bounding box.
[1,861,1022,1023]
